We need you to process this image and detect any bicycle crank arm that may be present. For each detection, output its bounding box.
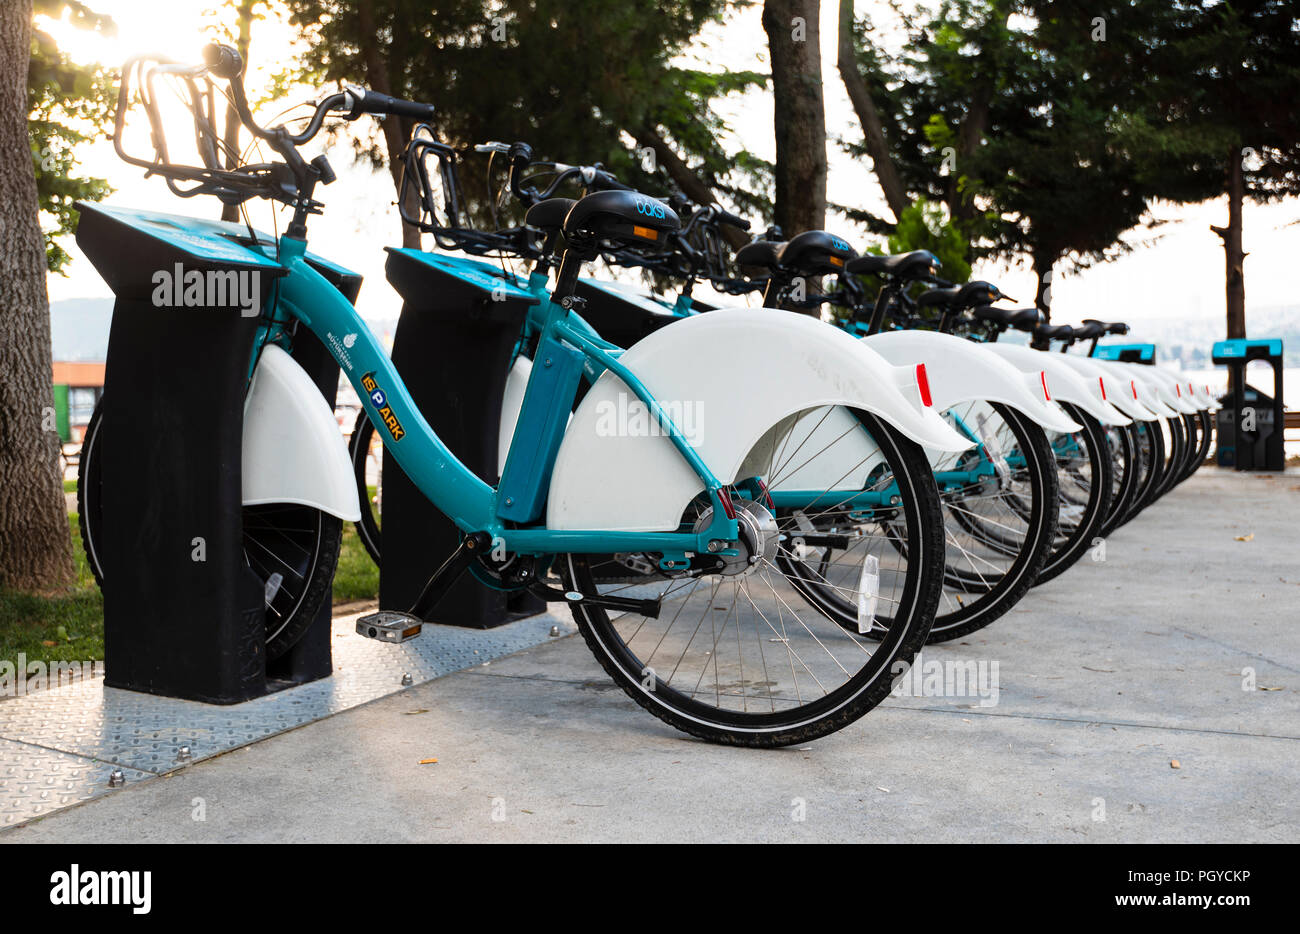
[528,582,661,619]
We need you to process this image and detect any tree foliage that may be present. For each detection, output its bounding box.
[281,0,770,230]
[29,0,115,272]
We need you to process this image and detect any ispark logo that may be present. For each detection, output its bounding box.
[49,865,151,914]
[150,263,260,317]
[0,655,103,697]
[593,393,703,442]
[890,653,1000,707]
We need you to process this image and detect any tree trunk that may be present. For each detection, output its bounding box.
[0,0,75,592]
[220,0,258,223]
[835,0,907,223]
[1032,252,1056,321]
[633,124,749,251]
[763,0,827,236]
[358,0,420,248]
[1211,148,1247,341]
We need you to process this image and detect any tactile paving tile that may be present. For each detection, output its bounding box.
[0,610,573,829]
[0,738,152,827]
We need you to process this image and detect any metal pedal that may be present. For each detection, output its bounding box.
[356,611,424,644]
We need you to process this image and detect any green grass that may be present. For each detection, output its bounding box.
[0,514,105,667]
[63,478,77,493]
[1,510,379,670]
[332,520,379,604]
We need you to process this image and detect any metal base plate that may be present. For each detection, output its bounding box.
[0,609,573,829]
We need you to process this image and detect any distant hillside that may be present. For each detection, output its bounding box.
[1095,304,1300,369]
[50,298,113,362]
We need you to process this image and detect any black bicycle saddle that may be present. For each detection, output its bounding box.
[562,190,680,244]
[776,230,857,276]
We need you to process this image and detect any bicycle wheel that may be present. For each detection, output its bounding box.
[1034,403,1112,585]
[1124,420,1166,522]
[1174,412,1204,485]
[561,408,944,748]
[78,398,341,661]
[348,409,383,565]
[1097,420,1139,539]
[921,402,1058,640]
[1189,410,1214,477]
[1150,416,1186,502]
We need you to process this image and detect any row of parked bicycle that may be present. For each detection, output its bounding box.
[76,46,1215,747]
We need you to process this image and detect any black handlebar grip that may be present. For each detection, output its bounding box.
[1083,317,1130,336]
[203,43,244,79]
[716,209,751,231]
[508,141,533,165]
[355,89,436,122]
[591,171,632,192]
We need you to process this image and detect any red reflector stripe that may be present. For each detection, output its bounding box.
[1131,379,1138,399]
[1098,376,1107,401]
[915,363,933,407]
[1175,383,1181,397]
[1040,371,1051,402]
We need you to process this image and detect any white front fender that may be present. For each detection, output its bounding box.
[546,307,972,532]
[862,330,1081,433]
[498,354,532,477]
[982,343,1129,425]
[242,343,361,521]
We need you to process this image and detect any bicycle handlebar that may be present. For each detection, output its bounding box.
[341,84,437,122]
[116,43,438,214]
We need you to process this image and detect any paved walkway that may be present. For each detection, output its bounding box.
[5,469,1298,842]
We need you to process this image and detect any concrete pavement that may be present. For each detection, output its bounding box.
[5,468,1298,843]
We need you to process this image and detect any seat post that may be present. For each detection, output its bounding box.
[865,282,899,335]
[550,236,595,307]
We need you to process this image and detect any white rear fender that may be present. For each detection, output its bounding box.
[1121,364,1179,418]
[1051,354,1139,424]
[1131,364,1191,414]
[1092,359,1159,420]
[546,307,972,532]
[863,330,1082,433]
[1150,367,1201,414]
[242,343,362,521]
[982,343,1129,425]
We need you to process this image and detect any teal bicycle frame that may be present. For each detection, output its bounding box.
[261,234,739,559]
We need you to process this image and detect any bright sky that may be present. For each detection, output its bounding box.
[40,0,1300,335]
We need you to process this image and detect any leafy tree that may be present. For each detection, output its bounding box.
[836,1,1169,310]
[282,0,769,245]
[28,0,114,272]
[1090,0,1300,339]
[204,0,274,222]
[884,198,971,282]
